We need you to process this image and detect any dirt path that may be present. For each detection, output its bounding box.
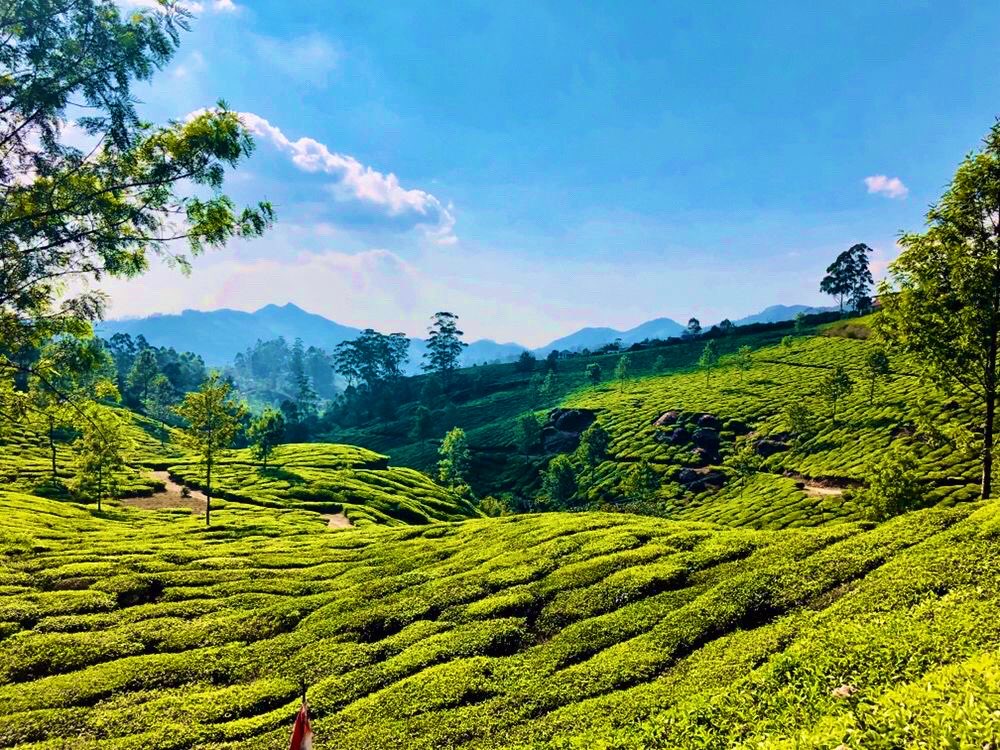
[321,512,353,529]
[803,483,844,498]
[121,471,207,513]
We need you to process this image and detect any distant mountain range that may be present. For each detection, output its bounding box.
[95,304,524,373]
[95,301,835,370]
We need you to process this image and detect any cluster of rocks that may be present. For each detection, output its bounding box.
[652,410,736,466]
[541,408,597,453]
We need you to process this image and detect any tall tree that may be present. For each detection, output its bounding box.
[127,348,160,405]
[422,312,467,384]
[586,362,602,385]
[173,373,247,526]
[0,0,271,414]
[575,422,610,467]
[288,338,317,415]
[685,318,702,338]
[820,243,874,314]
[877,121,1000,498]
[621,458,658,504]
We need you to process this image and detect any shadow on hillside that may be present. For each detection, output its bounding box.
[258,467,307,484]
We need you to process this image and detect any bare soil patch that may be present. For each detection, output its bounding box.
[321,512,354,529]
[121,471,207,514]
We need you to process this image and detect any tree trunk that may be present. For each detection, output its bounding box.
[205,457,212,526]
[48,416,56,478]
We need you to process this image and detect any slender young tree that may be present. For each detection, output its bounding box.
[249,407,285,471]
[73,406,129,512]
[586,362,602,385]
[699,340,719,385]
[438,426,471,488]
[515,413,542,459]
[877,121,1000,498]
[735,345,753,380]
[614,354,631,391]
[541,455,577,508]
[819,365,853,424]
[173,373,247,526]
[860,348,891,405]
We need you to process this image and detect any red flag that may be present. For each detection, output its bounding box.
[289,700,313,750]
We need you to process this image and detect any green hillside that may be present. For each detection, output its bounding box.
[1,408,476,528]
[1,490,998,748]
[334,319,979,528]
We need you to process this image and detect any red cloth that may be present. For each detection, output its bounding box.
[289,701,313,750]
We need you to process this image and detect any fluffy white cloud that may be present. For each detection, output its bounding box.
[864,174,908,199]
[237,111,457,243]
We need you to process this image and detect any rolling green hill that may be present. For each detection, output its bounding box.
[1,490,999,748]
[0,408,477,528]
[334,317,980,527]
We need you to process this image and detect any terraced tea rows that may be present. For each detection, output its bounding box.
[164,443,479,526]
[2,490,999,748]
[561,334,981,528]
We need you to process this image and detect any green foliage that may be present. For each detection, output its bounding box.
[0,3,272,358]
[248,408,285,470]
[614,355,631,390]
[735,345,753,378]
[783,401,816,438]
[818,364,853,423]
[861,347,891,404]
[438,427,471,488]
[820,243,874,313]
[686,318,702,338]
[73,406,130,512]
[725,437,762,485]
[540,371,558,398]
[423,312,467,382]
[621,458,659,503]
[861,445,923,521]
[698,340,719,383]
[585,363,602,385]
[542,455,577,507]
[515,351,537,373]
[409,405,433,440]
[2,492,994,747]
[877,120,1000,499]
[173,373,247,525]
[575,423,610,467]
[781,334,794,351]
[515,413,542,458]
[652,355,667,373]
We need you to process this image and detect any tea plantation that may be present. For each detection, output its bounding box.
[336,319,980,529]
[2,488,1000,748]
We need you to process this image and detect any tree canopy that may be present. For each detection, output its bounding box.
[877,120,1000,498]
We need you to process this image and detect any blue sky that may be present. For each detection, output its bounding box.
[104,0,1000,346]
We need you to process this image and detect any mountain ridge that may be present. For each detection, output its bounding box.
[95,301,835,367]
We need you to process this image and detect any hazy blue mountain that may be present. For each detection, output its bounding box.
[731,304,835,326]
[95,303,526,372]
[536,317,686,354]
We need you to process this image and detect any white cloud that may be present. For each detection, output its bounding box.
[171,50,206,79]
[252,33,339,85]
[117,0,239,15]
[864,174,908,199]
[235,111,457,243]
